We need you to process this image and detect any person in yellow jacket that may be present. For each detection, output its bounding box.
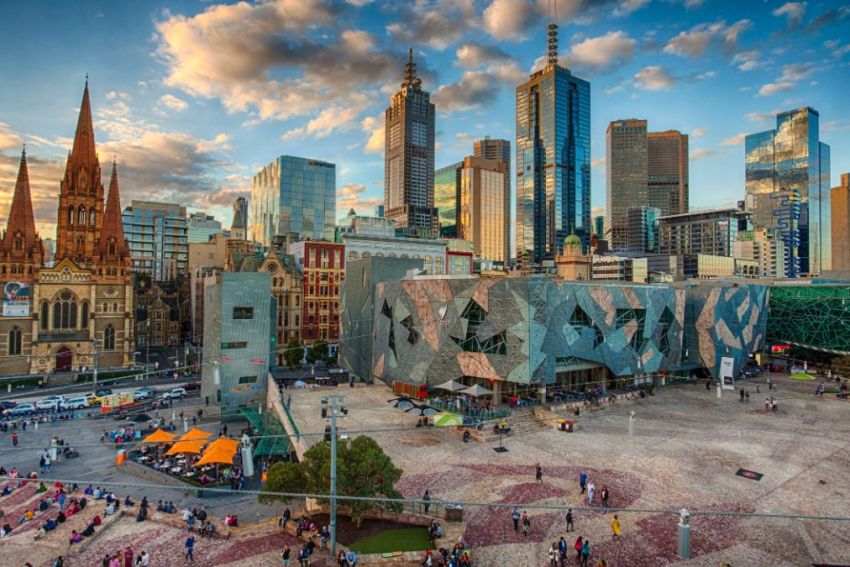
[611,514,622,538]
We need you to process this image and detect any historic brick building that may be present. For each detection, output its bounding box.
[288,240,344,344]
[0,81,134,375]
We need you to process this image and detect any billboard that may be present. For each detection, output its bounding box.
[2,281,30,317]
[720,356,735,390]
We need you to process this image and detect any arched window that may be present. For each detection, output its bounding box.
[53,290,78,330]
[103,325,115,351]
[8,327,22,356]
[113,302,119,313]
[14,234,22,251]
[81,302,89,328]
[89,208,96,225]
[78,206,86,225]
[69,207,75,225]
[108,238,116,255]
[40,302,49,331]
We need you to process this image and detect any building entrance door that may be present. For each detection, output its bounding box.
[56,347,72,372]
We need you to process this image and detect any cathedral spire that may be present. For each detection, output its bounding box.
[97,160,128,259]
[71,78,98,168]
[3,147,39,247]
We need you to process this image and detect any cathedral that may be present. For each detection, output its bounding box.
[0,81,134,376]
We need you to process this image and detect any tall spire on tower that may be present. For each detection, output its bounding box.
[547,0,559,66]
[404,47,421,89]
[3,146,39,248]
[97,160,128,259]
[71,76,98,167]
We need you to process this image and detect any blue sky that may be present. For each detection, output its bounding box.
[0,0,848,238]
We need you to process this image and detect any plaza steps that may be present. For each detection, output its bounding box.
[457,411,547,444]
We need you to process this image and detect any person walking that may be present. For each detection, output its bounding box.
[587,482,596,506]
[579,470,587,494]
[423,489,431,515]
[184,534,195,562]
[535,463,543,483]
[12,432,18,447]
[581,539,591,567]
[600,486,609,509]
[574,536,583,563]
[558,537,568,566]
[281,546,291,566]
[611,515,621,539]
[565,508,574,531]
[548,542,558,566]
[512,507,521,532]
[522,512,530,537]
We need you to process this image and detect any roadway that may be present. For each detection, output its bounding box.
[0,372,201,404]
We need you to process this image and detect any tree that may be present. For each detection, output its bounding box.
[306,341,328,365]
[284,338,302,371]
[259,435,403,528]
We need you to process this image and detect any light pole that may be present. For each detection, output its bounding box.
[322,394,347,559]
[145,319,150,377]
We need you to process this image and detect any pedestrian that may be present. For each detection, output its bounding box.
[768,378,773,390]
[600,485,609,509]
[548,542,558,566]
[535,463,543,483]
[423,489,431,514]
[223,424,228,437]
[138,551,149,567]
[558,537,568,566]
[611,515,621,538]
[745,390,750,403]
[511,507,520,531]
[579,470,587,494]
[575,536,583,563]
[123,546,133,567]
[522,512,530,537]
[282,546,291,566]
[185,534,195,562]
[587,482,596,506]
[739,388,745,402]
[12,432,18,447]
[581,539,591,567]
[565,508,574,532]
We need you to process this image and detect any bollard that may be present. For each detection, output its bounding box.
[677,508,691,559]
[628,411,635,436]
[716,385,722,399]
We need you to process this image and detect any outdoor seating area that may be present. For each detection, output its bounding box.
[129,428,246,488]
[427,380,512,420]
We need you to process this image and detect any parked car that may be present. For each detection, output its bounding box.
[184,382,201,391]
[133,387,156,400]
[0,400,17,411]
[93,389,114,405]
[161,387,187,400]
[61,396,90,410]
[8,403,36,416]
[35,395,66,411]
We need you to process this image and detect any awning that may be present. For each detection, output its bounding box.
[142,429,176,443]
[165,439,206,455]
[179,427,212,442]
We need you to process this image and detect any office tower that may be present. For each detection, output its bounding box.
[605,119,648,252]
[234,197,248,234]
[122,200,188,281]
[473,137,511,260]
[627,206,660,254]
[375,204,385,218]
[516,22,591,262]
[657,208,745,257]
[648,130,689,216]
[734,227,786,278]
[832,173,850,271]
[187,212,223,243]
[251,156,336,246]
[458,156,509,265]
[594,216,604,238]
[434,162,462,237]
[384,49,438,238]
[745,107,831,276]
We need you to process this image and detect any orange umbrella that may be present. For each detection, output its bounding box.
[180,427,212,442]
[206,437,240,452]
[165,439,206,455]
[142,429,176,443]
[196,446,236,466]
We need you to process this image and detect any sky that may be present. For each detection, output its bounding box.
[0,0,848,240]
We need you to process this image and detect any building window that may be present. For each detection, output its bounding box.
[89,208,96,225]
[52,290,78,330]
[40,302,49,331]
[81,302,89,328]
[238,375,257,384]
[233,307,254,319]
[8,327,22,356]
[221,341,248,349]
[103,325,115,350]
[78,205,86,225]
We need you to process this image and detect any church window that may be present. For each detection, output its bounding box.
[69,207,74,225]
[53,290,78,330]
[14,235,22,251]
[8,327,21,356]
[108,238,116,255]
[89,208,96,225]
[81,302,89,328]
[40,302,49,331]
[103,325,115,351]
[78,206,86,225]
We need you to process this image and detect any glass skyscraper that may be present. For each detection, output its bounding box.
[434,162,462,238]
[606,119,648,252]
[745,107,831,276]
[251,155,336,246]
[121,200,188,281]
[648,130,689,217]
[516,24,591,262]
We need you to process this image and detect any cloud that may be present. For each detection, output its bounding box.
[773,2,807,28]
[690,127,708,138]
[822,120,850,133]
[564,31,636,72]
[0,122,24,151]
[154,0,402,129]
[282,94,370,141]
[633,66,677,91]
[720,132,747,146]
[732,50,766,71]
[613,0,650,17]
[387,0,475,49]
[455,42,513,68]
[663,19,752,58]
[361,114,384,154]
[433,63,525,112]
[482,0,539,40]
[336,183,382,215]
[758,63,814,96]
[591,157,605,168]
[603,84,626,95]
[0,149,68,236]
[824,39,850,58]
[156,94,189,115]
[690,148,718,161]
[805,5,850,32]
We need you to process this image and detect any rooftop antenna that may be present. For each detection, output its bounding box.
[405,47,417,87]
[547,0,559,66]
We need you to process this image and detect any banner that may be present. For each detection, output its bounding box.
[2,281,30,317]
[720,356,735,390]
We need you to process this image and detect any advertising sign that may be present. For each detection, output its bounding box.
[2,281,30,317]
[720,356,735,391]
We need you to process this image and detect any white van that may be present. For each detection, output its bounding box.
[61,396,90,410]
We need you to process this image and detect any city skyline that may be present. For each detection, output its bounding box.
[0,1,849,239]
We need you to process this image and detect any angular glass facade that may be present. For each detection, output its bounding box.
[745,107,831,276]
[121,200,188,281]
[434,162,461,237]
[251,156,336,246]
[516,64,591,262]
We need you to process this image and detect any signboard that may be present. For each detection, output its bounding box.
[2,281,30,317]
[720,356,735,391]
[101,391,135,411]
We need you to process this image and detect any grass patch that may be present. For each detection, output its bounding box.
[348,527,431,555]
[790,373,816,381]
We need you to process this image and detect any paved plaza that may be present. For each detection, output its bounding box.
[288,376,850,566]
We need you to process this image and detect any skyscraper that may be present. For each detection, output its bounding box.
[250,156,336,246]
[745,107,831,276]
[233,196,248,238]
[627,206,660,254]
[384,49,438,238]
[458,156,509,265]
[187,212,223,244]
[606,120,648,252]
[516,22,590,262]
[648,130,689,216]
[473,137,511,261]
[122,201,188,281]
[832,173,850,272]
[434,162,462,237]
